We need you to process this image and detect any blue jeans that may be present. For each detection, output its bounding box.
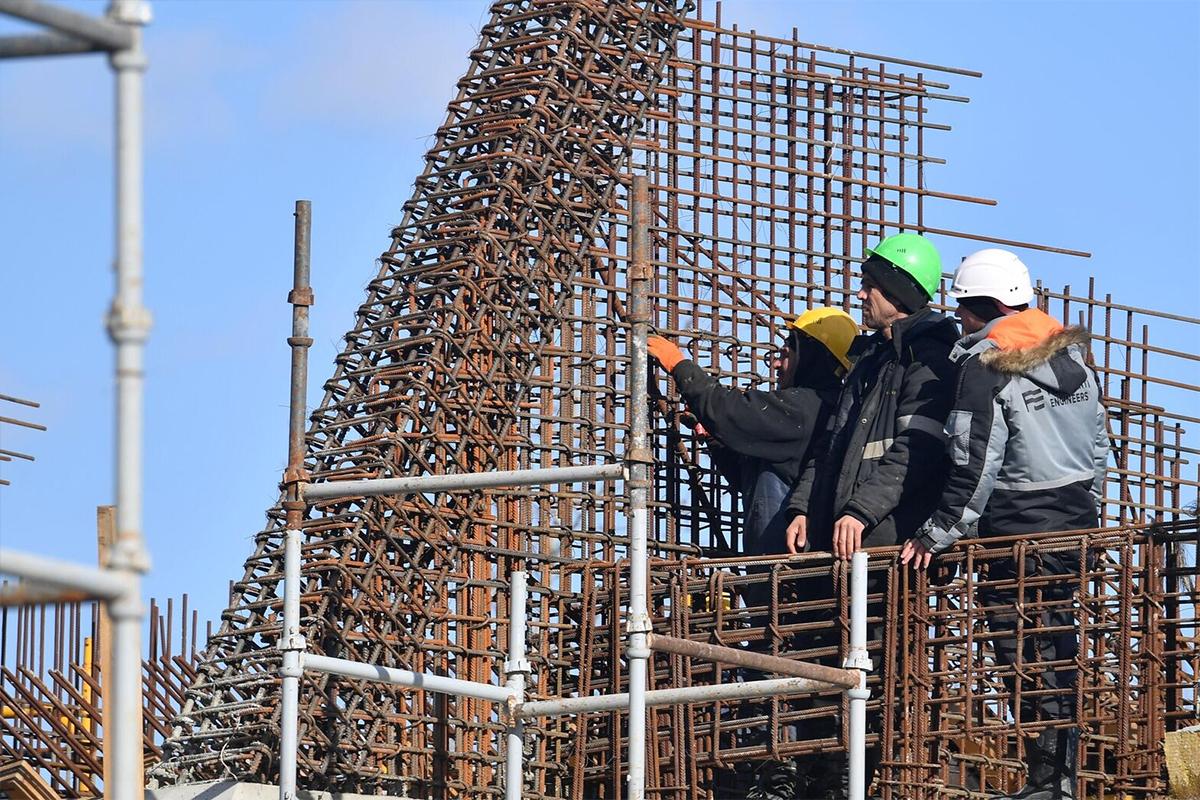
[745,469,791,556]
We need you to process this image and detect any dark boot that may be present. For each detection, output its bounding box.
[747,759,801,800]
[993,729,1078,800]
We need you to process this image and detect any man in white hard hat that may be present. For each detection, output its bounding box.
[901,248,1110,800]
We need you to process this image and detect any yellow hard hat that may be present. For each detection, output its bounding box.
[788,307,857,371]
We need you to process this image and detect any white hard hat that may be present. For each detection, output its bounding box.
[948,248,1035,306]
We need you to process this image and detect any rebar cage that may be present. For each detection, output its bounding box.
[2,1,1196,798]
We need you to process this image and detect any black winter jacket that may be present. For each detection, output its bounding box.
[671,360,840,553]
[786,307,959,549]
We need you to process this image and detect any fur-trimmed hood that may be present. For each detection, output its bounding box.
[954,309,1093,398]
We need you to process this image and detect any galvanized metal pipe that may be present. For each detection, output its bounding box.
[303,653,516,704]
[106,0,151,570]
[648,633,859,689]
[278,200,312,800]
[846,551,871,800]
[108,583,143,800]
[285,200,313,528]
[0,32,103,58]
[0,549,128,600]
[516,675,839,719]
[625,173,652,800]
[504,571,529,800]
[101,12,150,799]
[277,529,304,800]
[0,0,133,50]
[302,463,626,501]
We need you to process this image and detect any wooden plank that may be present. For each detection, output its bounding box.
[95,505,115,794]
[0,758,62,800]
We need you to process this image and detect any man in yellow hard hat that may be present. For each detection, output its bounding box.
[649,307,856,798]
[647,307,857,555]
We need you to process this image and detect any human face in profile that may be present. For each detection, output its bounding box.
[857,274,904,332]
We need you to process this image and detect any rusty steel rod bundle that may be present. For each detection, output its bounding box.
[0,592,203,796]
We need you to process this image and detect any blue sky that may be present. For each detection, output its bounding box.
[1,0,1197,629]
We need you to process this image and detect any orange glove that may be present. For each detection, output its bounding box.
[647,336,685,372]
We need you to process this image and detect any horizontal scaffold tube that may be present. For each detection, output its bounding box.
[302,653,516,704]
[648,633,859,689]
[516,675,838,719]
[303,463,627,501]
[0,549,130,601]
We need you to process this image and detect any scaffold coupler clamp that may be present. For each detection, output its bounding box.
[281,631,308,658]
[626,615,654,661]
[624,446,655,489]
[503,658,530,721]
[282,465,310,495]
[504,657,532,677]
[843,647,873,689]
[282,466,311,527]
[625,444,654,466]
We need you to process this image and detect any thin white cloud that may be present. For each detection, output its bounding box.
[144,26,263,148]
[262,1,483,133]
[0,24,261,156]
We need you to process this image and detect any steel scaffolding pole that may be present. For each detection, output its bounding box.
[516,676,845,719]
[106,5,152,798]
[625,173,653,800]
[302,463,626,501]
[846,551,871,800]
[278,201,313,800]
[504,571,529,800]
[0,4,152,800]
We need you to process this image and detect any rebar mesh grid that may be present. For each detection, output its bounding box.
[121,1,1200,799]
[558,524,1197,799]
[0,595,203,796]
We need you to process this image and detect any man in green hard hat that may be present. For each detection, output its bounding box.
[782,233,959,797]
[784,232,958,557]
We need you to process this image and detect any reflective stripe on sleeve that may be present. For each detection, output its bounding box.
[863,438,893,459]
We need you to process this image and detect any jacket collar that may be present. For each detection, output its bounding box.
[952,309,1093,395]
[878,306,955,357]
[954,308,1074,363]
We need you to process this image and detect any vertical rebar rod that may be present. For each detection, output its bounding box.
[504,571,529,800]
[279,200,312,800]
[104,3,150,800]
[847,551,870,800]
[626,174,653,800]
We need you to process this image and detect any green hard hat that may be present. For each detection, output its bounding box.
[865,233,942,299]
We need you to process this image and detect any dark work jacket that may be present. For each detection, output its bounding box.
[671,359,839,555]
[786,308,959,550]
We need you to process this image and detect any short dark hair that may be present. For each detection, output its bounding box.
[958,295,1030,322]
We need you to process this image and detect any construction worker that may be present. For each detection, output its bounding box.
[901,248,1108,800]
[774,234,956,799]
[647,307,856,555]
[649,308,856,800]
[784,232,959,558]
